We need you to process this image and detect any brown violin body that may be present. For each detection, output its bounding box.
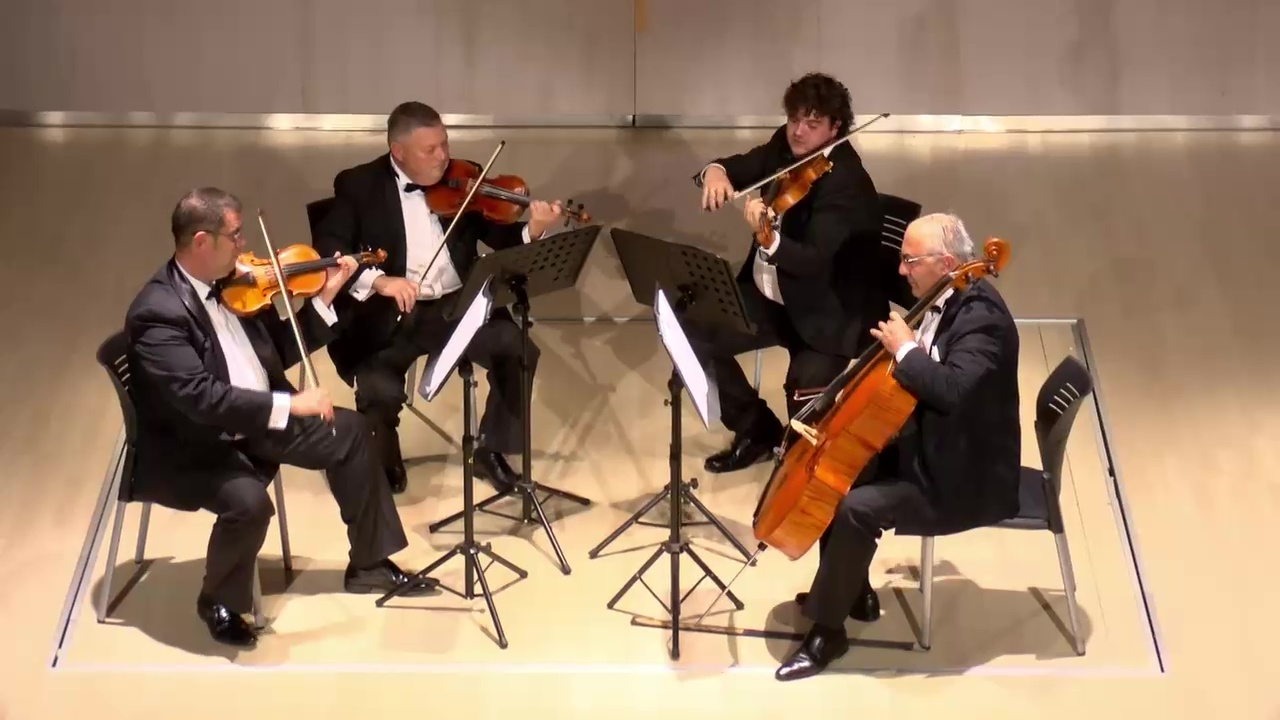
[426,158,590,226]
[220,243,387,318]
[751,238,1011,561]
[753,153,833,247]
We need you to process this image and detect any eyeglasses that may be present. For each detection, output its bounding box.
[900,252,946,266]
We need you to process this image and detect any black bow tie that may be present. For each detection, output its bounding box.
[404,182,428,194]
[205,277,227,302]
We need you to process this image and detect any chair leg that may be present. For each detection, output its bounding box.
[251,559,266,629]
[134,502,152,563]
[919,536,935,650]
[272,473,292,574]
[1053,530,1086,655]
[405,358,419,408]
[97,500,129,623]
[752,349,762,391]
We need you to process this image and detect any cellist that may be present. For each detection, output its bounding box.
[691,72,887,476]
[775,213,1023,681]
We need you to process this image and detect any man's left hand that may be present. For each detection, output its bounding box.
[526,200,564,238]
[870,311,914,355]
[320,253,358,304]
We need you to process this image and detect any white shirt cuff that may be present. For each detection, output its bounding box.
[349,267,384,301]
[521,224,547,244]
[309,296,338,326]
[268,392,291,430]
[894,341,918,363]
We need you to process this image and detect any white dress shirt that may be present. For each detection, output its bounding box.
[701,144,835,306]
[348,158,540,302]
[894,287,955,363]
[177,262,338,430]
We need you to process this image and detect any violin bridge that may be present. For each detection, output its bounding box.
[789,419,820,446]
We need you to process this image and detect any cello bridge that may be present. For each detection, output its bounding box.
[788,419,820,446]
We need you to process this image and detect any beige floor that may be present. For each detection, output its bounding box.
[2,126,1279,718]
[58,320,1145,677]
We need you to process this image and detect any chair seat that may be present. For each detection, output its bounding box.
[992,466,1053,531]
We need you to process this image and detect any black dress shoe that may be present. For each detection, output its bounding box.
[196,594,258,648]
[794,586,880,622]
[775,624,849,681]
[472,448,519,493]
[704,432,780,474]
[344,558,440,596]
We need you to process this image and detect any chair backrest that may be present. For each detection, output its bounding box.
[1034,355,1094,495]
[878,193,922,305]
[306,197,336,240]
[96,329,139,502]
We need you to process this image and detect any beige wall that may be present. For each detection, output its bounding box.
[2,0,1278,118]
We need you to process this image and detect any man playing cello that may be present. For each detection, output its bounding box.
[776,213,1022,681]
[692,72,888,475]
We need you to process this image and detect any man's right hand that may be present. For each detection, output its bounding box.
[372,276,417,313]
[290,387,334,423]
[701,165,735,211]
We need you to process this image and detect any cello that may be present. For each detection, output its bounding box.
[751,237,1011,560]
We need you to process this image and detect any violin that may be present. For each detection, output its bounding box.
[713,113,889,244]
[219,243,387,318]
[425,158,590,226]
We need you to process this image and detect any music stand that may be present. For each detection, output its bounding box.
[597,228,752,660]
[589,229,754,563]
[427,224,602,576]
[374,277,527,649]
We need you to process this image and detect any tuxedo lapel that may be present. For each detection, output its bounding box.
[933,285,971,361]
[165,259,230,379]
[380,155,409,274]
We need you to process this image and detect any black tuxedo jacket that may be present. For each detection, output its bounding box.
[890,278,1022,535]
[693,126,886,357]
[123,258,336,511]
[313,153,530,385]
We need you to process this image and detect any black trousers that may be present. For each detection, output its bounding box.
[801,445,934,629]
[352,297,537,455]
[198,409,409,613]
[688,294,850,438]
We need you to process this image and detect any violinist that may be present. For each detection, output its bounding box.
[313,101,564,494]
[775,213,1022,681]
[124,188,438,648]
[691,72,886,474]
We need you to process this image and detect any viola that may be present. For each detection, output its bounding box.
[425,158,590,226]
[219,243,387,318]
[751,238,1012,560]
[753,153,833,247]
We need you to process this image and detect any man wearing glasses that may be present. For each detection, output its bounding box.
[775,212,1023,681]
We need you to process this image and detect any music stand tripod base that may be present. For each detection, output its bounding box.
[430,225,603,576]
[375,283,526,649]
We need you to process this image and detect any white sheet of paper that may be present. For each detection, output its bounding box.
[419,277,494,402]
[655,285,719,429]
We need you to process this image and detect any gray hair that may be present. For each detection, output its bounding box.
[917,212,976,262]
[387,101,443,144]
[171,187,241,248]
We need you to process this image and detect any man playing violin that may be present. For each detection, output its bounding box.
[125,188,438,648]
[693,72,887,474]
[776,213,1022,681]
[314,101,565,494]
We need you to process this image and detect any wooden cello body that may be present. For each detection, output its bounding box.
[751,238,1011,560]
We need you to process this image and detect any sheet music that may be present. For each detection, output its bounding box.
[419,277,494,402]
[655,285,719,429]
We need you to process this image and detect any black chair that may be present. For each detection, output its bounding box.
[913,355,1093,654]
[94,330,292,629]
[877,192,922,308]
